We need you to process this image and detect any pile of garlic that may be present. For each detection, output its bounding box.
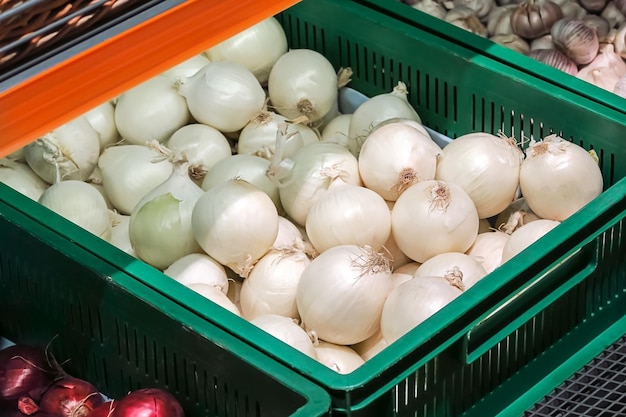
[401,0,626,98]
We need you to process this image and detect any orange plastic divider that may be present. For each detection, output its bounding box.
[0,0,299,158]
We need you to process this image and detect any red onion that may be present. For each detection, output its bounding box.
[109,388,184,417]
[87,401,115,417]
[36,377,103,417]
[0,345,63,401]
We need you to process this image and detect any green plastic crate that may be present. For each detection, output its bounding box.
[0,189,332,417]
[353,0,626,116]
[2,0,626,416]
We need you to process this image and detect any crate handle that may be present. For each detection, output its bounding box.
[461,238,598,364]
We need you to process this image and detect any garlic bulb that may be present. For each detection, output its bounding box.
[577,43,626,91]
[491,33,532,53]
[487,5,518,35]
[582,15,612,39]
[614,22,626,58]
[614,74,626,96]
[453,0,496,20]
[510,0,564,39]
[530,34,555,49]
[556,0,587,19]
[579,0,607,12]
[601,1,626,28]
[529,48,579,74]
[445,6,489,36]
[412,0,448,18]
[551,18,600,65]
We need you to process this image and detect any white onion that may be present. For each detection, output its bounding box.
[160,54,211,83]
[201,154,282,213]
[239,247,311,321]
[166,123,232,183]
[186,283,241,317]
[358,119,442,201]
[268,49,338,123]
[350,329,388,361]
[98,144,173,214]
[114,75,191,145]
[192,178,279,277]
[0,159,49,200]
[273,216,305,249]
[391,180,480,263]
[314,341,365,374]
[163,253,228,294]
[296,245,393,345]
[24,116,101,184]
[204,17,288,85]
[519,134,603,221]
[381,275,463,344]
[305,178,391,253]
[109,211,134,256]
[38,180,111,240]
[500,219,561,264]
[237,111,306,160]
[129,154,205,270]
[178,61,266,133]
[414,252,487,289]
[250,314,317,359]
[435,132,523,219]
[347,82,422,157]
[83,100,119,151]
[466,231,510,274]
[271,142,361,226]
[321,114,352,146]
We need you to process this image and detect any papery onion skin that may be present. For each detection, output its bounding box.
[305,180,392,253]
[347,82,422,157]
[519,135,603,221]
[192,179,279,277]
[296,245,394,345]
[466,231,510,273]
[205,17,288,85]
[24,116,101,184]
[202,154,283,213]
[435,132,523,219]
[0,345,63,401]
[500,219,560,263]
[106,388,184,417]
[240,249,310,321]
[98,145,173,215]
[268,49,338,123]
[414,252,487,289]
[314,341,365,374]
[275,142,362,227]
[39,180,112,241]
[391,180,480,264]
[250,314,318,359]
[381,276,463,344]
[178,61,266,133]
[358,120,442,202]
[163,253,228,294]
[38,377,104,417]
[115,75,191,146]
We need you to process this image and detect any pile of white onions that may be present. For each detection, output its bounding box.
[0,14,606,375]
